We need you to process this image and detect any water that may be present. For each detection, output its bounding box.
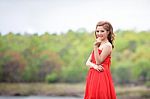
[0,96,83,99]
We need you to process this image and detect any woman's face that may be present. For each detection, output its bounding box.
[95,26,109,40]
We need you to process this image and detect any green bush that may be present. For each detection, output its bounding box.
[45,73,58,83]
[61,66,85,83]
[114,66,131,84]
[145,81,150,88]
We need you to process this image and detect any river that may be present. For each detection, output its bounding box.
[0,96,83,99]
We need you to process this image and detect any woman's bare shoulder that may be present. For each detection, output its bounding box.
[103,42,112,50]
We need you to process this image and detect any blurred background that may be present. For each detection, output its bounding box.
[0,0,150,99]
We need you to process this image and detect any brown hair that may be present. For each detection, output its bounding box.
[95,21,115,48]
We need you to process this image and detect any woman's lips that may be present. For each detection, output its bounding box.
[97,34,103,38]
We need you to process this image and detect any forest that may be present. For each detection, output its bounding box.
[0,29,150,86]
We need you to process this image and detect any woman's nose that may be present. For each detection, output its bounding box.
[97,32,101,35]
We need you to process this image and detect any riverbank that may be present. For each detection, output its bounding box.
[0,83,150,99]
[0,96,83,99]
[0,83,84,96]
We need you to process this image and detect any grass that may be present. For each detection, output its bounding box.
[0,83,85,96]
[116,85,150,99]
[0,83,150,99]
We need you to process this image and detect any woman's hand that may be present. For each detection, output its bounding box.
[94,37,102,47]
[93,64,104,72]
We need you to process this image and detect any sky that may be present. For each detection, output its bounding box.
[0,0,150,35]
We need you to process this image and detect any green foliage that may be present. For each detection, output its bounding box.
[145,81,150,88]
[45,72,58,83]
[113,61,133,84]
[132,59,150,82]
[0,30,150,84]
[61,65,86,83]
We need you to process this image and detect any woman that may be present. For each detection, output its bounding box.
[84,21,117,99]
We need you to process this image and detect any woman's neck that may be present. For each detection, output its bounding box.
[101,39,109,45]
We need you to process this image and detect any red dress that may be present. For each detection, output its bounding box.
[84,49,117,99]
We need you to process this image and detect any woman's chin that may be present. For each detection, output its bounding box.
[100,37,104,40]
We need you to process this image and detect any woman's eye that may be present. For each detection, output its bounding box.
[96,30,99,33]
[96,30,105,33]
[95,30,105,33]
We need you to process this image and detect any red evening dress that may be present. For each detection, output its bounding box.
[84,49,117,99]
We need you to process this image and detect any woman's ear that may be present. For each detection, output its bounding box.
[95,32,98,39]
[107,31,110,35]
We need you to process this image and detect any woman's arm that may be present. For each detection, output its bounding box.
[94,44,112,65]
[86,52,104,72]
[85,53,96,68]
